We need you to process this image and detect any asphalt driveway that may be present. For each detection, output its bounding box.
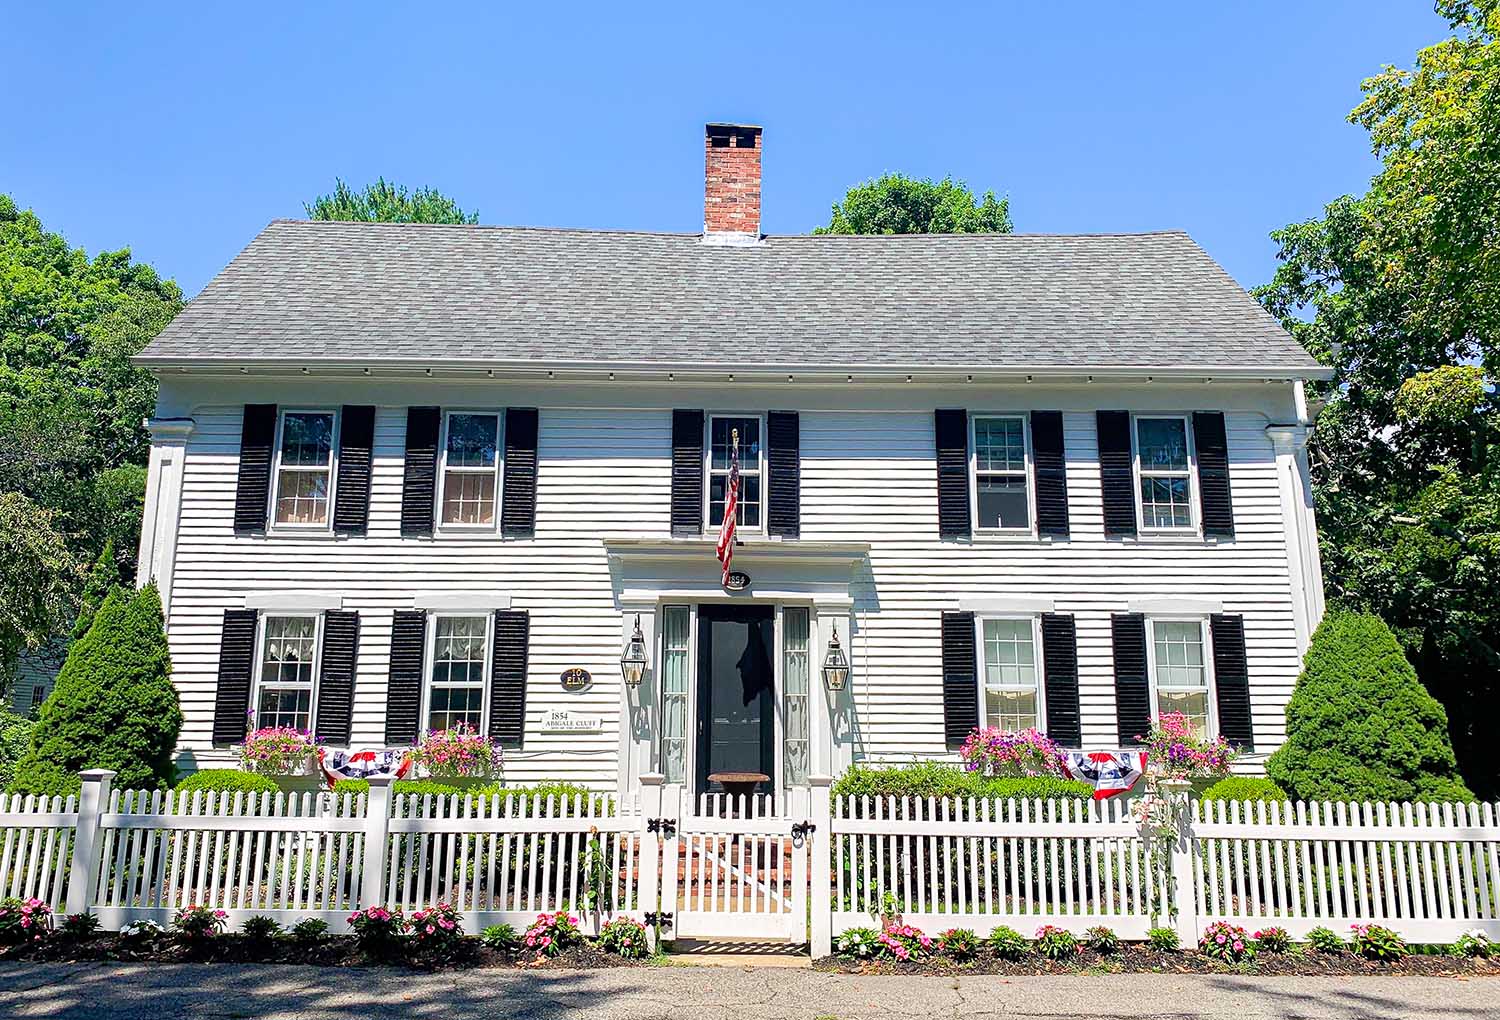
[3,962,1498,1019]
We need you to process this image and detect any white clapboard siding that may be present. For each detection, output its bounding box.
[160,383,1307,787]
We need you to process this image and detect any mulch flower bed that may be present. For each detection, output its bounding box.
[0,934,652,971]
[815,945,1500,977]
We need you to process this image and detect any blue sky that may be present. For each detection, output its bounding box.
[4,1,1446,297]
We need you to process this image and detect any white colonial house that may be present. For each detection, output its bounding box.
[132,124,1328,808]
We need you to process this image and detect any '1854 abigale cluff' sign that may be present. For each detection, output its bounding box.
[723,570,751,592]
[559,667,592,691]
[540,710,604,734]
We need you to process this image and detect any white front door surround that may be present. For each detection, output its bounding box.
[606,537,865,808]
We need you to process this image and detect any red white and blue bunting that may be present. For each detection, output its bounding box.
[1061,750,1147,800]
[318,748,412,788]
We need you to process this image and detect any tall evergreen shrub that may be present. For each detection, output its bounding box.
[9,585,180,795]
[1266,611,1472,803]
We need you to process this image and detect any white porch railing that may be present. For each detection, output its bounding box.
[3,769,1498,958]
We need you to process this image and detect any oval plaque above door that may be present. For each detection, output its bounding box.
[723,570,752,592]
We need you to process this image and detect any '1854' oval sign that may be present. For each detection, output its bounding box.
[560,667,592,691]
[724,570,752,592]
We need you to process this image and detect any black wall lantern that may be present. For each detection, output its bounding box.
[620,614,648,688]
[822,621,850,691]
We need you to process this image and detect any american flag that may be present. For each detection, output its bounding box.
[716,428,740,586]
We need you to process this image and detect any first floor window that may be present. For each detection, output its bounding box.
[708,415,762,530]
[427,615,489,731]
[981,617,1040,731]
[440,412,500,526]
[28,685,44,712]
[973,415,1030,530]
[783,608,811,786]
[257,615,318,731]
[1136,416,1193,529]
[274,411,336,526]
[659,606,690,784]
[1151,619,1211,736]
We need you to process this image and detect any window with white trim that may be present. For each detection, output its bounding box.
[273,411,337,527]
[972,415,1030,530]
[979,617,1042,731]
[425,614,490,732]
[1148,618,1214,737]
[659,606,690,784]
[1135,416,1193,529]
[783,607,811,786]
[439,412,501,527]
[255,614,319,731]
[707,415,762,530]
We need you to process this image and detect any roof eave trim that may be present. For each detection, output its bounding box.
[133,355,1334,383]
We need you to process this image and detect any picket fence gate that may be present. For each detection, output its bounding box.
[4,769,1500,957]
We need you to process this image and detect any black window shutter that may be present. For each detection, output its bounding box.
[941,611,978,748]
[501,407,540,537]
[1210,614,1254,750]
[767,410,800,538]
[333,406,375,535]
[1097,410,1137,537]
[671,410,705,536]
[1031,410,1070,537]
[384,610,427,745]
[315,610,360,747]
[211,609,259,744]
[1040,613,1082,747]
[400,407,441,537]
[233,405,277,534]
[1111,613,1151,746]
[934,409,971,539]
[1193,411,1236,538]
[489,609,530,747]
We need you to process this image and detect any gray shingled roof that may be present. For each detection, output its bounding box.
[138,220,1324,376]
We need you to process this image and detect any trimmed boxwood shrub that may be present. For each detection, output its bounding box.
[1266,612,1473,803]
[0,709,34,793]
[10,585,180,796]
[1201,777,1288,804]
[174,769,279,797]
[333,779,609,815]
[831,761,1092,802]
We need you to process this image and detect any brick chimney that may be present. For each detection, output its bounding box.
[703,123,762,241]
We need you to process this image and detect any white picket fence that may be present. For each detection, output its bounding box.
[3,769,1499,958]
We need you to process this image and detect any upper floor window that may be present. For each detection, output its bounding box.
[426,614,490,732]
[255,614,319,731]
[1148,618,1213,737]
[1135,416,1194,530]
[708,415,762,530]
[979,616,1042,731]
[440,412,501,528]
[273,410,337,527]
[971,415,1030,531]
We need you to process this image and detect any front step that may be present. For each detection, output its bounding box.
[665,937,811,968]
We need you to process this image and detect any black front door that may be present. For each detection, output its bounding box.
[696,604,775,798]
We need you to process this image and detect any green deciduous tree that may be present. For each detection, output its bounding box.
[1255,1,1500,795]
[1267,611,1471,803]
[813,174,1012,235]
[304,178,478,224]
[10,584,180,795]
[0,492,77,692]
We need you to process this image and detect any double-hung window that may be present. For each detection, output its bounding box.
[979,617,1043,731]
[255,614,319,731]
[425,615,490,732]
[972,415,1030,531]
[1148,618,1214,737]
[708,415,762,530]
[1135,416,1194,530]
[440,412,501,528]
[273,411,337,527]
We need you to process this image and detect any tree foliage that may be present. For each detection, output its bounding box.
[1266,612,1471,803]
[304,178,478,224]
[0,492,77,684]
[1255,1,1500,795]
[814,174,1012,235]
[10,584,180,795]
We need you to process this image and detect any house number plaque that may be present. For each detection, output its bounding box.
[723,570,752,592]
[559,667,592,691]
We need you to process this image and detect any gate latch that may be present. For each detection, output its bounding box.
[647,817,677,839]
[644,911,674,930]
[791,820,816,846]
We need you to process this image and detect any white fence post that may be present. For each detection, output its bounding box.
[637,773,664,951]
[359,776,393,910]
[64,769,114,917]
[808,775,833,959]
[1170,790,1198,947]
